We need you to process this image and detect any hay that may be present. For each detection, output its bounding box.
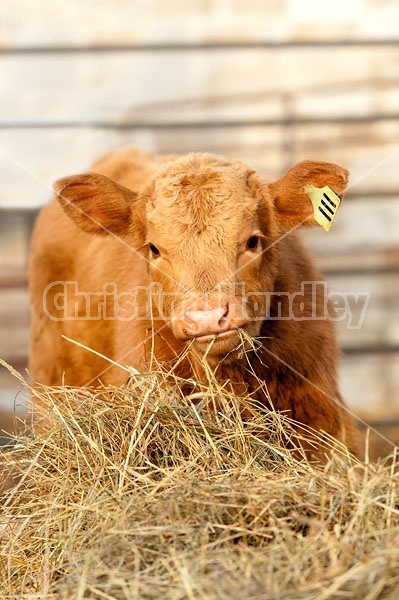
[1,367,398,599]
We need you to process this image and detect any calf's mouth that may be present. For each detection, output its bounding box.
[188,327,250,359]
[193,329,238,343]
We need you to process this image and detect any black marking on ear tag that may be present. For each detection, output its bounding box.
[304,185,341,232]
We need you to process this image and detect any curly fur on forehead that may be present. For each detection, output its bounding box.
[146,153,258,237]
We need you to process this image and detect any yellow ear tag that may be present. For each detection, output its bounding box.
[304,184,341,232]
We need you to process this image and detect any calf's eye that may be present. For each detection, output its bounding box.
[246,236,259,250]
[149,244,160,257]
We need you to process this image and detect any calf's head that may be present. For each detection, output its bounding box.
[55,154,348,360]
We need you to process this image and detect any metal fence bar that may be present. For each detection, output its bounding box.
[1,40,398,54]
[1,114,398,130]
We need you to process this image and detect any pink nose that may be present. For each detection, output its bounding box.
[183,305,230,337]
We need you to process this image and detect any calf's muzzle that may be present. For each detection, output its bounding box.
[181,303,233,339]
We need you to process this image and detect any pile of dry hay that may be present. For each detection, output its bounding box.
[1,366,398,599]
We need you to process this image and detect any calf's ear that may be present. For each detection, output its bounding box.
[269,160,349,230]
[54,172,145,239]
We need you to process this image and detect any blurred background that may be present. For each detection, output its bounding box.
[0,0,398,457]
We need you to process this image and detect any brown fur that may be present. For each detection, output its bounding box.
[29,147,358,457]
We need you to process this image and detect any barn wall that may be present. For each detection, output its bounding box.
[0,0,398,454]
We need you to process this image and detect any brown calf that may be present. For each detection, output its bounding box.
[29,147,357,456]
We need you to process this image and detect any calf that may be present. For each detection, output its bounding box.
[29,147,357,455]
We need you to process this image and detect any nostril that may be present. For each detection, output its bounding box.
[218,304,229,326]
[183,312,199,332]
